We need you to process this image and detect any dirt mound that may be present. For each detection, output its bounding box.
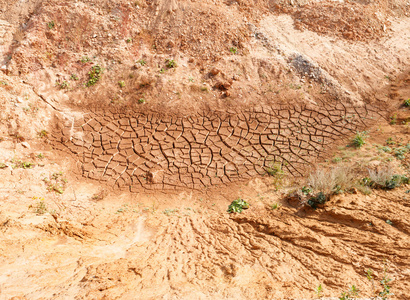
[270,0,409,41]
[292,2,388,41]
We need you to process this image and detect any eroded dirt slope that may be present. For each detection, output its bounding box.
[1,173,410,299]
[0,0,410,299]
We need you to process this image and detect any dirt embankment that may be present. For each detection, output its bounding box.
[0,0,410,299]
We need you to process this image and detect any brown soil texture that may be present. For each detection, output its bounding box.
[0,0,410,299]
[51,103,381,191]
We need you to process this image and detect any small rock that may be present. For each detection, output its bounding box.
[146,169,163,184]
[209,68,220,76]
[21,141,30,149]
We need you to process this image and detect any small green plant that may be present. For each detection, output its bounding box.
[404,99,410,107]
[307,192,327,209]
[47,21,55,30]
[229,47,237,54]
[86,65,103,87]
[22,104,39,115]
[200,86,208,92]
[43,172,67,194]
[364,168,409,190]
[362,177,374,187]
[339,285,360,300]
[301,186,313,195]
[385,175,408,189]
[266,163,285,188]
[332,156,342,163]
[356,184,372,195]
[36,153,44,159]
[380,146,392,153]
[34,199,47,214]
[386,219,393,225]
[159,68,165,74]
[271,203,281,210]
[163,208,179,216]
[227,198,249,213]
[138,98,145,104]
[315,284,323,298]
[348,285,360,297]
[12,158,34,169]
[138,59,146,66]
[80,56,91,63]
[0,162,7,169]
[70,74,79,81]
[166,59,177,68]
[339,291,350,300]
[366,268,375,296]
[289,83,302,90]
[118,80,125,88]
[57,81,69,89]
[188,76,194,82]
[352,131,367,148]
[386,137,395,145]
[38,130,48,138]
[22,162,33,169]
[390,113,397,125]
[126,38,132,43]
[394,147,407,160]
[379,262,394,299]
[266,163,283,177]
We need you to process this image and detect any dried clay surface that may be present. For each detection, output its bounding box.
[51,103,381,191]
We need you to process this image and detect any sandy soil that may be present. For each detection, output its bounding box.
[0,0,409,299]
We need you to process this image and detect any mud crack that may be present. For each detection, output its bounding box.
[50,102,381,191]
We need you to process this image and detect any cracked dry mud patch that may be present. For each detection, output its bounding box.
[50,101,382,191]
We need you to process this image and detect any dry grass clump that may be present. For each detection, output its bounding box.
[368,167,396,187]
[365,166,409,190]
[288,162,409,209]
[286,165,359,209]
[307,165,357,194]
